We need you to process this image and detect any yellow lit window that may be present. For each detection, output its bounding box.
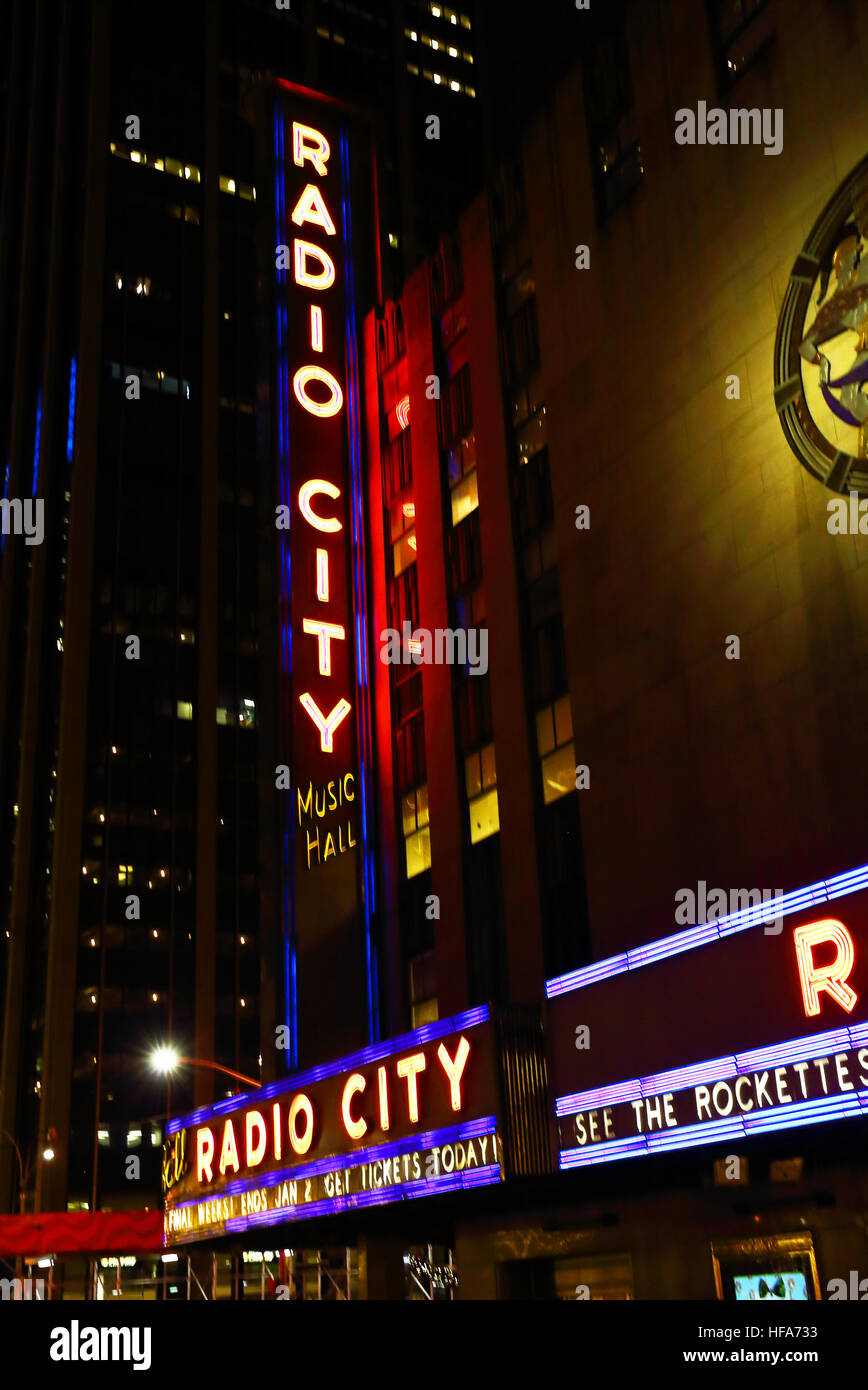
[411,997,438,1028]
[393,528,417,576]
[453,472,481,525]
[405,826,431,878]
[403,786,431,878]
[465,743,499,843]
[541,744,576,805]
[118,864,133,885]
[536,695,575,804]
[177,700,193,720]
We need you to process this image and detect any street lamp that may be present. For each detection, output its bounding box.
[0,1129,55,1212]
[149,1047,260,1089]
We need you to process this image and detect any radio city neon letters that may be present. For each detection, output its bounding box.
[193,1036,474,1184]
[289,119,353,755]
[794,918,858,1017]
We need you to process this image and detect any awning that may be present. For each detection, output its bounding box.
[0,1209,163,1256]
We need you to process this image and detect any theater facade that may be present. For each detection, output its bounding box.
[162,861,868,1300]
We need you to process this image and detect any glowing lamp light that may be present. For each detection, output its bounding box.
[402,502,415,519]
[395,394,410,430]
[150,1046,180,1075]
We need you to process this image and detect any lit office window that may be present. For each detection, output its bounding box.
[117,864,133,885]
[403,785,431,879]
[393,527,417,576]
[177,700,193,720]
[450,469,478,526]
[465,743,499,844]
[536,696,576,805]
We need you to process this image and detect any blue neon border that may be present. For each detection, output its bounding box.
[557,1019,868,1168]
[66,357,77,467]
[273,101,299,1068]
[167,1003,490,1134]
[546,862,868,998]
[340,123,379,1045]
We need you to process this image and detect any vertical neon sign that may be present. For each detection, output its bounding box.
[274,91,378,1061]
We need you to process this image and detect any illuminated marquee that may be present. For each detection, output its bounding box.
[163,1008,503,1244]
[546,864,868,1169]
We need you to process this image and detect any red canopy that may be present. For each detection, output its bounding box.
[0,1209,163,1256]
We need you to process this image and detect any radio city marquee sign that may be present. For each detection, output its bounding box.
[162,1008,502,1244]
[271,86,376,1057]
[546,865,868,1169]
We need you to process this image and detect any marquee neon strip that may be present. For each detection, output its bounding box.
[556,1020,868,1117]
[546,862,868,998]
[168,1116,497,1210]
[167,1004,490,1134]
[180,1165,502,1240]
[560,1090,868,1169]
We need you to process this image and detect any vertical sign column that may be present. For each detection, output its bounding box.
[274,100,374,1063]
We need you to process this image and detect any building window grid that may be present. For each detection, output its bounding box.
[708,0,774,90]
[402,782,431,879]
[581,12,643,220]
[536,695,576,806]
[383,426,413,504]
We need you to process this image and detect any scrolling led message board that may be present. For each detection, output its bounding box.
[546,865,868,1169]
[273,89,376,1064]
[162,1008,502,1244]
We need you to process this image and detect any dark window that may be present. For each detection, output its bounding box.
[514,447,554,541]
[395,710,426,794]
[582,6,642,220]
[383,427,413,503]
[707,0,774,92]
[438,365,473,451]
[537,794,590,978]
[448,509,483,592]
[503,298,540,385]
[463,836,507,1005]
[528,608,568,709]
[491,158,527,245]
[387,564,419,636]
[455,671,493,751]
